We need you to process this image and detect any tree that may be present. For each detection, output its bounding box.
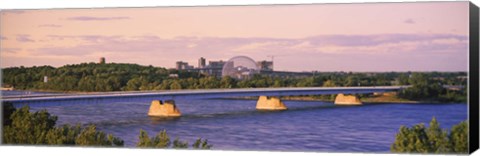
[220,76,236,88]
[152,130,171,148]
[170,80,182,90]
[3,106,57,144]
[136,129,211,149]
[2,104,123,146]
[449,121,468,153]
[426,117,450,153]
[346,75,360,86]
[137,130,152,147]
[136,129,170,148]
[45,124,82,145]
[75,125,124,146]
[173,137,189,148]
[391,117,468,154]
[125,77,142,91]
[193,138,213,149]
[391,124,430,153]
[323,80,336,87]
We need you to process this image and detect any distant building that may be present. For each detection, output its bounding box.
[176,61,193,70]
[198,57,206,68]
[174,56,314,78]
[44,76,48,83]
[257,60,273,71]
[207,60,225,77]
[99,57,106,64]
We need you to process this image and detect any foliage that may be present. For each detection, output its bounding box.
[449,121,468,153]
[75,125,124,146]
[173,137,189,149]
[391,117,468,154]
[2,103,123,146]
[2,102,16,126]
[398,73,466,102]
[3,105,57,144]
[137,129,212,149]
[192,138,213,149]
[136,129,171,148]
[45,124,82,145]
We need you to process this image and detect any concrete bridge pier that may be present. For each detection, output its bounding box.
[256,96,288,110]
[148,100,182,117]
[334,93,363,105]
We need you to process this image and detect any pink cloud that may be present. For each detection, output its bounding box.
[66,16,130,21]
[16,34,35,42]
[38,24,62,28]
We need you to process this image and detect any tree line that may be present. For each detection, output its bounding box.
[2,102,211,149]
[2,62,467,102]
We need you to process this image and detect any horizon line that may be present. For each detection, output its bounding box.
[0,61,469,73]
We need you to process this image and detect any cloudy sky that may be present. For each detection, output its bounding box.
[0,2,469,72]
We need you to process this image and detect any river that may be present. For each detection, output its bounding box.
[6,91,467,153]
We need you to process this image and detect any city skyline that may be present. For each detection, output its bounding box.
[0,2,469,72]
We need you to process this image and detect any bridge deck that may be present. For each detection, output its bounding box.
[2,86,408,105]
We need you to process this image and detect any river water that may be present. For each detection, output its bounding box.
[7,91,467,153]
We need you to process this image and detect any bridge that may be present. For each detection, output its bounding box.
[2,86,408,117]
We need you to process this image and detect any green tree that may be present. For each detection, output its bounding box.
[220,76,236,88]
[45,124,82,145]
[136,129,170,148]
[323,80,336,87]
[125,77,143,91]
[170,80,182,90]
[137,130,152,147]
[75,125,124,146]
[152,130,171,148]
[391,117,468,154]
[426,117,450,153]
[192,138,213,149]
[2,104,123,147]
[173,137,189,148]
[449,121,468,153]
[391,124,430,153]
[136,129,211,149]
[3,106,57,144]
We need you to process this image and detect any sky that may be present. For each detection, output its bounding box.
[0,2,470,72]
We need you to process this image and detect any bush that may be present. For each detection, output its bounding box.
[3,105,57,144]
[192,138,213,149]
[391,117,468,154]
[137,129,212,149]
[75,125,124,146]
[449,121,468,153]
[2,103,123,146]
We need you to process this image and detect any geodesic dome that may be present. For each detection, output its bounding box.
[221,56,259,79]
